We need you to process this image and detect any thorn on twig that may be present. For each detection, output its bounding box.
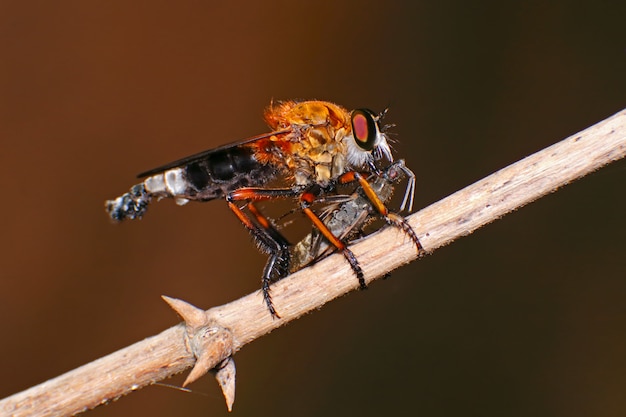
[213,357,236,412]
[162,295,236,409]
[162,295,209,332]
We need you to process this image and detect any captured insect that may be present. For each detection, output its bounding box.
[288,159,419,274]
[106,100,424,317]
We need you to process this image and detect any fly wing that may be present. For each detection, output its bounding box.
[136,129,292,178]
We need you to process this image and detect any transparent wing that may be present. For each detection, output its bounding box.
[136,129,292,178]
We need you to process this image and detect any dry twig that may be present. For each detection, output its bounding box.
[1,108,625,416]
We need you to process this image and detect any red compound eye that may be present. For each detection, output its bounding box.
[350,109,379,151]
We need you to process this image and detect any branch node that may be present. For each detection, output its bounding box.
[162,295,235,405]
[182,324,234,386]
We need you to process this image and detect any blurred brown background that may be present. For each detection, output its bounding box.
[1,1,625,416]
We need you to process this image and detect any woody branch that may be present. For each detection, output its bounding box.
[1,108,625,417]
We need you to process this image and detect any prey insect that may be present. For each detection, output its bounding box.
[288,159,421,274]
[106,100,424,317]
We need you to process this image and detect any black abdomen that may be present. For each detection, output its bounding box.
[183,146,277,200]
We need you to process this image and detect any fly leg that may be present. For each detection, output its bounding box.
[227,187,301,318]
[337,171,426,256]
[246,203,291,279]
[299,189,366,289]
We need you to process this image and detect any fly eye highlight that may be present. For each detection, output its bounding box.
[350,109,380,151]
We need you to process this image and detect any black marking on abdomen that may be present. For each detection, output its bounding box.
[186,162,211,190]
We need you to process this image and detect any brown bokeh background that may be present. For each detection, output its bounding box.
[1,1,625,416]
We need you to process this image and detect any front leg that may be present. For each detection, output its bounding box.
[337,171,425,256]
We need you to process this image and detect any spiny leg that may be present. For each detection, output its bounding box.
[384,212,426,256]
[260,246,289,318]
[227,187,300,317]
[247,202,293,316]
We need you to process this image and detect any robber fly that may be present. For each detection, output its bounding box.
[288,159,418,273]
[106,100,424,317]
